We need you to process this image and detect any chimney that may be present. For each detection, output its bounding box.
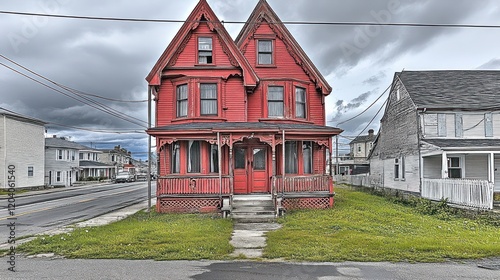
[52,135,57,138]
[368,129,374,136]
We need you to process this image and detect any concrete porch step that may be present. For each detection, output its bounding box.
[231,194,276,223]
[232,206,275,213]
[231,213,277,223]
[233,194,273,201]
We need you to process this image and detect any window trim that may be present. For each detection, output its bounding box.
[447,156,464,179]
[295,86,307,119]
[394,156,405,181]
[197,36,213,64]
[200,83,218,116]
[256,39,275,66]
[267,85,284,118]
[176,84,188,118]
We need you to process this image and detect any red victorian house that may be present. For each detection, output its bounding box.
[146,0,342,215]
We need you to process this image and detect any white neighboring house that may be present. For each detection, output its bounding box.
[45,136,81,187]
[370,70,500,209]
[0,109,46,189]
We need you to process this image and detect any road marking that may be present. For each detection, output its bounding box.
[0,187,143,221]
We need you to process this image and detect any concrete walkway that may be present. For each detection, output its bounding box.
[230,222,281,258]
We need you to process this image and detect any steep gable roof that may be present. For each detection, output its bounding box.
[398,70,500,110]
[146,0,258,88]
[235,0,332,95]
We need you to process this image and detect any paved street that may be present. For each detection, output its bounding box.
[1,258,499,279]
[0,182,154,239]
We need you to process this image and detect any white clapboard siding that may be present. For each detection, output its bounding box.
[422,178,494,210]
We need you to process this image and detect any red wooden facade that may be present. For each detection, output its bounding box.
[146,0,342,214]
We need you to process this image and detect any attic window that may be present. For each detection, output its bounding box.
[198,37,213,64]
[258,40,273,65]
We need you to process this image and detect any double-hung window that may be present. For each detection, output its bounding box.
[188,141,201,173]
[57,149,63,160]
[447,157,462,178]
[285,142,298,174]
[295,87,306,119]
[28,166,34,177]
[268,86,284,118]
[176,84,188,118]
[171,142,180,174]
[258,40,273,65]
[200,84,218,116]
[394,156,405,180]
[198,37,213,64]
[302,141,313,174]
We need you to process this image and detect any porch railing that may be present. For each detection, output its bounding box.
[272,175,332,193]
[422,178,494,210]
[157,176,231,196]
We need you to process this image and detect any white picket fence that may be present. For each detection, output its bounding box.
[422,179,494,210]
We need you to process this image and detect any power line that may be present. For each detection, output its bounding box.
[0,106,146,134]
[2,10,500,29]
[354,97,388,139]
[336,83,391,126]
[0,56,148,128]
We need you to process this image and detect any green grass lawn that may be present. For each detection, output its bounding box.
[264,186,500,262]
[17,187,500,262]
[18,211,234,260]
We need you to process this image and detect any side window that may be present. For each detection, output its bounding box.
[198,37,213,64]
[28,166,34,177]
[171,142,180,174]
[258,40,273,65]
[295,87,306,119]
[176,84,188,118]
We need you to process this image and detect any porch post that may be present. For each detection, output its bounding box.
[229,136,234,195]
[488,153,495,183]
[282,130,285,193]
[441,152,448,178]
[217,132,222,195]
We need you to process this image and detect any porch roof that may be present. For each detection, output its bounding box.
[423,139,500,150]
[79,161,114,168]
[148,122,342,135]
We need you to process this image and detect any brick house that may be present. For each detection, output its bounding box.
[146,0,341,215]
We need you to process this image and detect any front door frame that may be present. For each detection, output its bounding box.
[233,143,270,194]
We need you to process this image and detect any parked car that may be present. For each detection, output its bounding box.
[115,171,135,183]
[135,173,148,181]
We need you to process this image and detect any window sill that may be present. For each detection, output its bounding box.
[171,117,227,123]
[256,64,277,68]
[259,118,314,124]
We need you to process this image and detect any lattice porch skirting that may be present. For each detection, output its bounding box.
[282,197,333,210]
[157,197,221,213]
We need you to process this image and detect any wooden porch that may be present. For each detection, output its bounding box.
[156,174,334,213]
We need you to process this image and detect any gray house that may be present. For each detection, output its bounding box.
[370,70,500,209]
[45,136,81,187]
[45,137,114,186]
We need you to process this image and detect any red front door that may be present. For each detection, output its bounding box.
[234,145,269,194]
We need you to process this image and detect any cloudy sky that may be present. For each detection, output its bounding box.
[1,0,500,157]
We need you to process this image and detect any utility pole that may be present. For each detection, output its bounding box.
[336,135,340,175]
[147,86,152,214]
